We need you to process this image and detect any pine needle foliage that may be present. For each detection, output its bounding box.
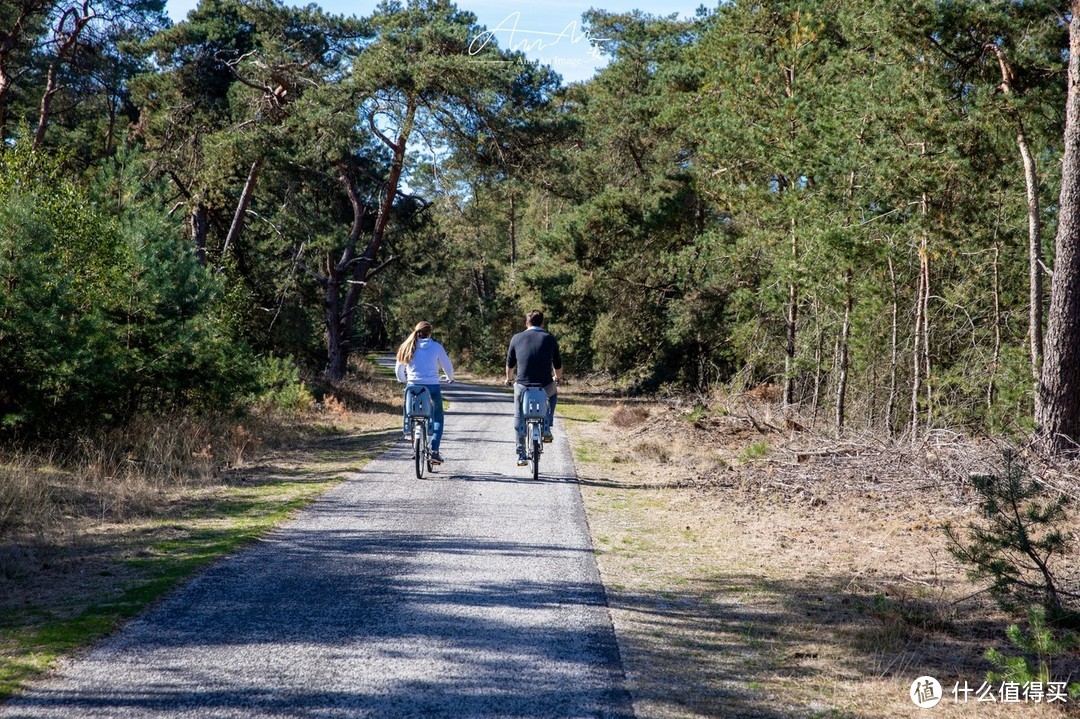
[984,605,1080,697]
[945,450,1077,624]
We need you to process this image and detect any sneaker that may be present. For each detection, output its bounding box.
[517,453,528,466]
[543,432,554,443]
[430,451,442,465]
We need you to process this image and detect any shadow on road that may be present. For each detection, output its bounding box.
[446,472,579,485]
[6,528,635,718]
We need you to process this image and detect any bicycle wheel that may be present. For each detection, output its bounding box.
[531,423,541,480]
[414,423,426,479]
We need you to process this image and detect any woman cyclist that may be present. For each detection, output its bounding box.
[395,321,454,464]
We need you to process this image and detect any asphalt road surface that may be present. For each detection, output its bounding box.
[2,376,632,718]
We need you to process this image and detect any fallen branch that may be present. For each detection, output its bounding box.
[901,575,937,588]
[793,446,866,463]
[736,413,781,434]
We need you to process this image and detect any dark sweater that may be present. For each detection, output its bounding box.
[506,327,562,385]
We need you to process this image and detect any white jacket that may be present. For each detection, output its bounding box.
[395,338,454,385]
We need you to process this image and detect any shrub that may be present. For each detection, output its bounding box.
[944,450,1077,623]
[634,440,671,463]
[0,179,117,432]
[739,441,770,462]
[984,606,1080,697]
[0,141,258,436]
[683,403,708,424]
[253,356,315,413]
[611,403,649,428]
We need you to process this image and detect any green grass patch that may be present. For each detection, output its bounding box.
[557,400,604,423]
[684,403,708,423]
[574,438,602,463]
[739,441,770,462]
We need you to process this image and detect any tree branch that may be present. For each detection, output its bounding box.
[368,106,400,151]
[216,49,273,95]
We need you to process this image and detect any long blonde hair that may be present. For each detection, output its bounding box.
[396,321,433,364]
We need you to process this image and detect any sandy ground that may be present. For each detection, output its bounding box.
[563,392,1080,718]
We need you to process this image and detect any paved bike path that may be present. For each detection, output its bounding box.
[1,379,632,718]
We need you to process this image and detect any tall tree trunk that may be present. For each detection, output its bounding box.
[921,229,932,422]
[325,98,418,381]
[784,218,798,407]
[1022,133,1044,416]
[324,165,366,382]
[836,268,853,435]
[509,189,517,268]
[1038,3,1080,452]
[911,176,932,435]
[34,7,91,149]
[886,255,899,435]
[987,43,1044,416]
[783,56,799,409]
[104,95,117,155]
[191,205,208,266]
[811,315,823,429]
[989,246,1002,409]
[34,61,60,148]
[911,238,926,436]
[324,253,345,382]
[867,364,877,431]
[221,157,265,260]
[472,267,487,324]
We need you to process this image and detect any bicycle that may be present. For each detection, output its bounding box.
[520,384,548,480]
[404,385,434,478]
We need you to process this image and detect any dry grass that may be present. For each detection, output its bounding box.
[560,389,1080,718]
[0,359,403,571]
[612,403,650,429]
[1,364,402,541]
[1,414,257,548]
[0,462,57,538]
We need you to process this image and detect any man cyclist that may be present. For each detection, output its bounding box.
[504,310,562,467]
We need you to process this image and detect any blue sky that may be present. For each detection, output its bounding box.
[164,0,708,83]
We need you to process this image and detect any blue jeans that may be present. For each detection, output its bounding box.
[513,382,556,455]
[403,384,444,452]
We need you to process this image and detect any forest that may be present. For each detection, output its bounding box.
[3,0,1080,448]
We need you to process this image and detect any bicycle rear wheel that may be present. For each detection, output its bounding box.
[414,423,426,479]
[531,423,541,480]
